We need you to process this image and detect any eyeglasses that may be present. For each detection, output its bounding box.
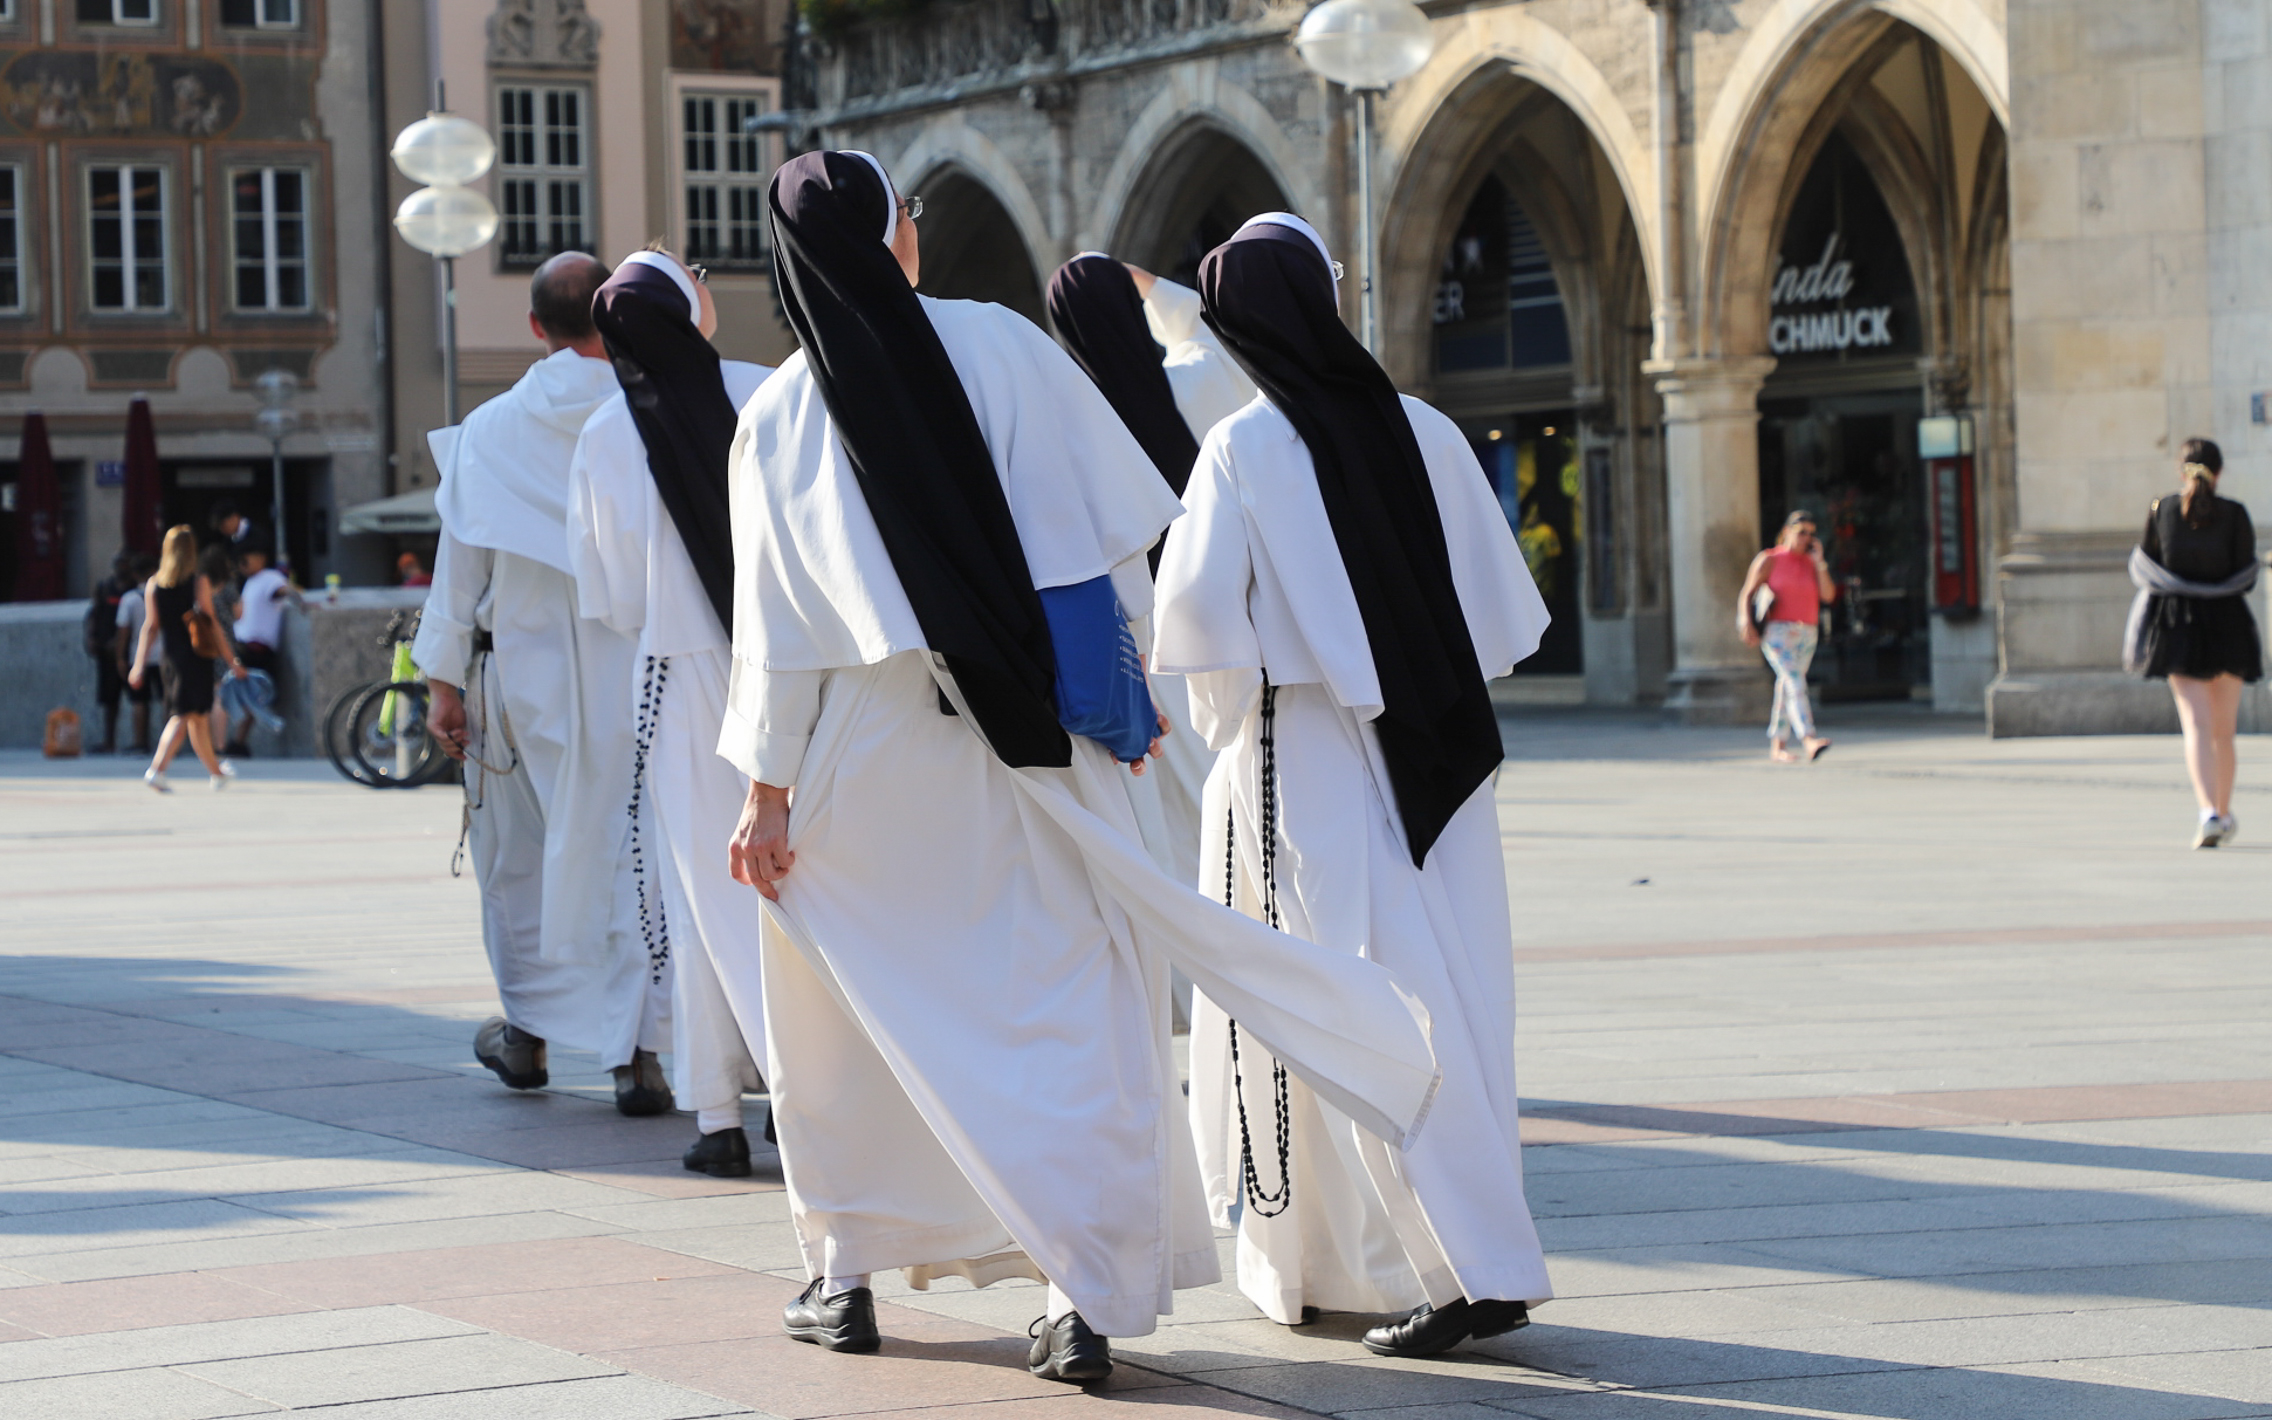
[687,264,709,285]
[1329,259,1345,282]
[898,195,923,222]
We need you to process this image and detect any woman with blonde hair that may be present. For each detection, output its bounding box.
[128,524,246,791]
[2128,437,2261,847]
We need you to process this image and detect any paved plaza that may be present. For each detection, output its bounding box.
[1,710,2268,1419]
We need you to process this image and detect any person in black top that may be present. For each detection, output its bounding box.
[127,524,247,793]
[2135,437,2259,847]
[85,552,134,753]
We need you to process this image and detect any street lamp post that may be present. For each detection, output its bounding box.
[252,369,299,575]
[1294,0,1436,354]
[389,106,499,427]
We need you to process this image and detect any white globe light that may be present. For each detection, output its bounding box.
[1295,0,1436,89]
[252,368,298,409]
[253,406,300,441]
[393,184,499,257]
[391,113,497,187]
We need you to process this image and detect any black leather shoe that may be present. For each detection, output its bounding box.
[612,1049,675,1117]
[1467,1298,1530,1340]
[783,1277,880,1352]
[1362,1297,1506,1358]
[1028,1311,1113,1382]
[683,1127,752,1178]
[474,1017,548,1090]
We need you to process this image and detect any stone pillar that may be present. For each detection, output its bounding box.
[1649,356,1777,723]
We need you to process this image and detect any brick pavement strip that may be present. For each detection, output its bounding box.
[2,728,2270,1418]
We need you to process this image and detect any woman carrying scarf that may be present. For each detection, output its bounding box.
[1154,214,1555,1357]
[720,154,1439,1379]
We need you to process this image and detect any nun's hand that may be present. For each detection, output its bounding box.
[1127,710,1170,776]
[1124,264,1157,298]
[730,781,796,901]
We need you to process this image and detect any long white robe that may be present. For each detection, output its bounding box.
[565,359,773,1117]
[1123,278,1259,886]
[1155,392,1556,1322]
[412,348,666,1069]
[720,295,1439,1339]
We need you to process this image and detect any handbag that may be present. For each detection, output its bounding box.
[1036,574,1153,763]
[184,605,227,660]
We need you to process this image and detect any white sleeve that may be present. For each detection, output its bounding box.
[564,415,650,635]
[718,660,826,788]
[1142,278,1206,347]
[411,528,492,688]
[1152,434,1263,750]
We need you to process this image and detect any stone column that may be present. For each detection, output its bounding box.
[1649,356,1777,723]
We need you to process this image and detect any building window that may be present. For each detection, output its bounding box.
[0,1,17,23]
[88,165,168,312]
[76,0,158,24]
[0,166,21,312]
[231,167,308,312]
[680,92,769,267]
[218,0,300,26]
[495,85,589,267]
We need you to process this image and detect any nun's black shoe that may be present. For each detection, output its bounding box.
[474,1017,548,1090]
[683,1127,752,1178]
[1028,1311,1113,1382]
[1361,1297,1527,1358]
[612,1049,675,1117]
[784,1278,880,1352]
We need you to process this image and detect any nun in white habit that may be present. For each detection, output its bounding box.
[566,248,775,1176]
[1154,215,1555,1356]
[416,252,674,1112]
[720,152,1440,1381]
[1045,255,1255,885]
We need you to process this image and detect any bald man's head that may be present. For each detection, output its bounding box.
[529,252,610,350]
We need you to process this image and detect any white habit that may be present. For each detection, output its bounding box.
[1155,391,1556,1322]
[413,347,668,1069]
[566,358,773,1120]
[722,295,1440,1339]
[1124,277,1258,884]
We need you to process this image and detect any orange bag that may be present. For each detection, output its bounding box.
[44,707,83,758]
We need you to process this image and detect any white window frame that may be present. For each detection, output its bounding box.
[494,83,591,269]
[110,0,159,25]
[253,0,297,25]
[669,75,779,274]
[0,1,18,25]
[229,165,311,313]
[86,163,170,314]
[0,163,23,315]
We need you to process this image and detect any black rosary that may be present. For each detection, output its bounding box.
[628,655,672,985]
[1222,680,1292,1219]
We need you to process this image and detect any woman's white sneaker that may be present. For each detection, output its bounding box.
[144,767,171,794]
[210,760,237,790]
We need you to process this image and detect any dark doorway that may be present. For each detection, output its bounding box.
[914,171,1045,327]
[0,459,85,602]
[161,458,325,579]
[1459,410,1581,675]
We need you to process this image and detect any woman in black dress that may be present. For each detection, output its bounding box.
[2134,438,2260,847]
[127,524,247,792]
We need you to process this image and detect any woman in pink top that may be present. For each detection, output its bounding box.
[1738,511,1838,762]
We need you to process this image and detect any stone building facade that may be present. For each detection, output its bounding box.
[0,0,394,594]
[786,0,2271,732]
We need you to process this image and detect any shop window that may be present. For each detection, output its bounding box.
[1434,175,1569,375]
[495,85,589,268]
[231,167,309,312]
[0,166,21,313]
[680,92,769,267]
[87,165,169,312]
[218,0,300,27]
[76,0,158,24]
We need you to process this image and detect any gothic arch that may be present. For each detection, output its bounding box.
[1103,118,1293,282]
[890,117,1055,294]
[1086,64,1322,256]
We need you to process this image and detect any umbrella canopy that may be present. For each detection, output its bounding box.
[10,412,63,601]
[120,397,161,557]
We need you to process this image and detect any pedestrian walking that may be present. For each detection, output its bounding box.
[114,553,158,754]
[2125,438,2261,847]
[225,541,291,756]
[85,552,134,753]
[128,525,245,792]
[1739,510,1837,762]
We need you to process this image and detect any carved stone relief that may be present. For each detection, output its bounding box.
[486,0,603,70]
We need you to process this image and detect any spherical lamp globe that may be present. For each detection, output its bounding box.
[1294,0,1435,89]
[391,112,497,187]
[393,185,499,258]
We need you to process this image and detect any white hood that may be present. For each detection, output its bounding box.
[432,347,621,573]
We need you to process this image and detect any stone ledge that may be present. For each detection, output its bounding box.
[1987,670,2272,737]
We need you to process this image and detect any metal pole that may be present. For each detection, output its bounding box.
[1356,87,1377,353]
[441,254,459,427]
[269,438,288,575]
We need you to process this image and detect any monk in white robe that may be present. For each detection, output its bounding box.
[568,248,774,1174]
[1046,256,1256,1026]
[418,252,674,1114]
[1156,215,1555,1356]
[721,152,1438,1382]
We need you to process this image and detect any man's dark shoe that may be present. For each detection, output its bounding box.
[1362,1298,1493,1358]
[224,740,252,759]
[1028,1311,1113,1382]
[783,1277,880,1352]
[683,1127,752,1178]
[612,1049,674,1117]
[473,1016,548,1090]
[1466,1298,1530,1340]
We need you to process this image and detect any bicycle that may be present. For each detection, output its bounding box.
[323,609,454,789]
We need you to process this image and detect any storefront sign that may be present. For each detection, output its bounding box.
[1767,134,1919,363]
[1769,234,1895,355]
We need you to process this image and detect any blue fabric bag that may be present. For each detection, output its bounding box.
[218,666,285,733]
[1038,574,1153,763]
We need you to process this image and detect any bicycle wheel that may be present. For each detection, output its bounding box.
[324,681,387,787]
[346,681,449,788]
